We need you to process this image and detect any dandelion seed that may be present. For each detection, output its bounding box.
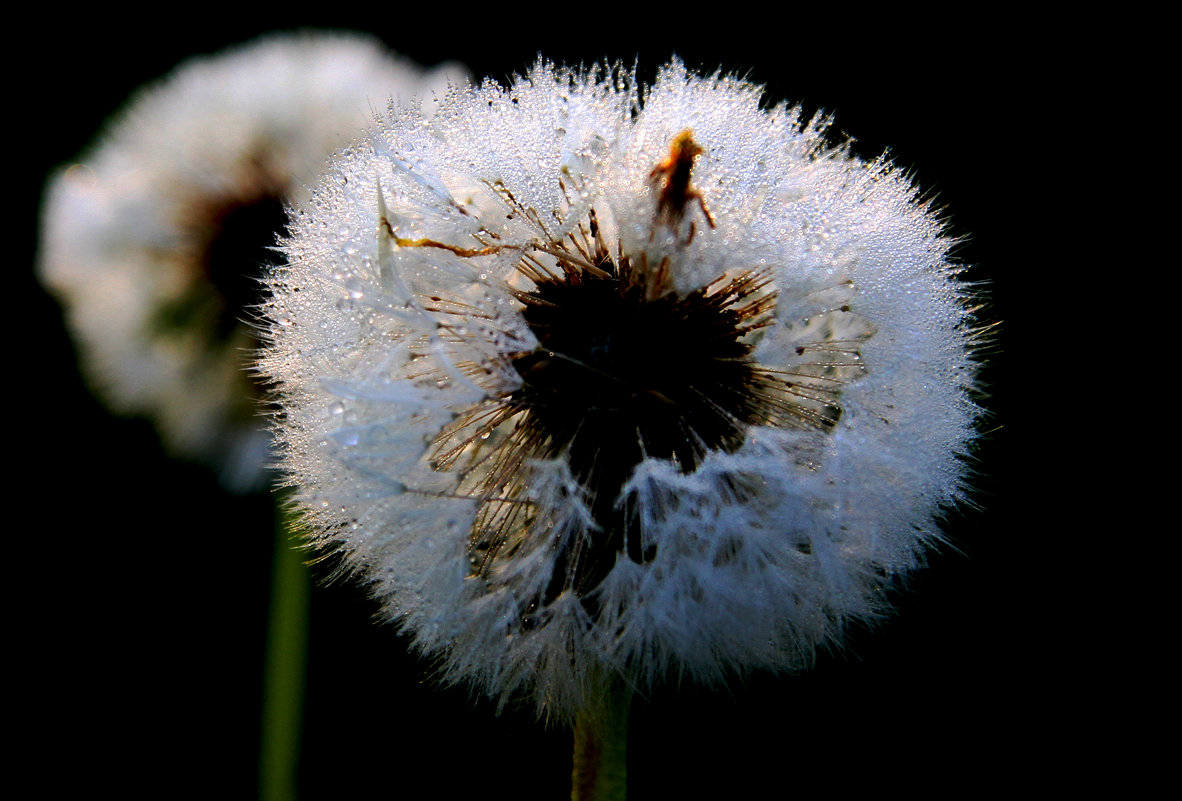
[39,32,464,490]
[260,60,983,720]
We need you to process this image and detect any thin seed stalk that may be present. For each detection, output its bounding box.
[571,683,631,801]
[260,504,311,801]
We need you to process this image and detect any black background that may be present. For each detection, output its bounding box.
[19,10,1068,799]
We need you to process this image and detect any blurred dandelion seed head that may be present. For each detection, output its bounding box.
[39,32,465,490]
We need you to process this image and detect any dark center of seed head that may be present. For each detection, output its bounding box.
[508,264,769,596]
[203,194,289,339]
[155,193,289,343]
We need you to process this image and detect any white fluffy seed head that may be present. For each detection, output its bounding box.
[39,32,465,491]
[260,60,982,720]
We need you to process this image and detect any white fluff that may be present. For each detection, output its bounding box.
[39,32,464,490]
[260,61,982,719]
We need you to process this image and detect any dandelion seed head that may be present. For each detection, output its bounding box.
[261,60,981,718]
[39,32,464,490]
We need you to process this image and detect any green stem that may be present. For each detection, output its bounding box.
[571,684,631,801]
[260,505,310,801]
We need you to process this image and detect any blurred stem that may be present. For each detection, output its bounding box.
[260,504,310,801]
[572,683,631,801]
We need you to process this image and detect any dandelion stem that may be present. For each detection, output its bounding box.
[571,684,631,801]
[260,503,310,801]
